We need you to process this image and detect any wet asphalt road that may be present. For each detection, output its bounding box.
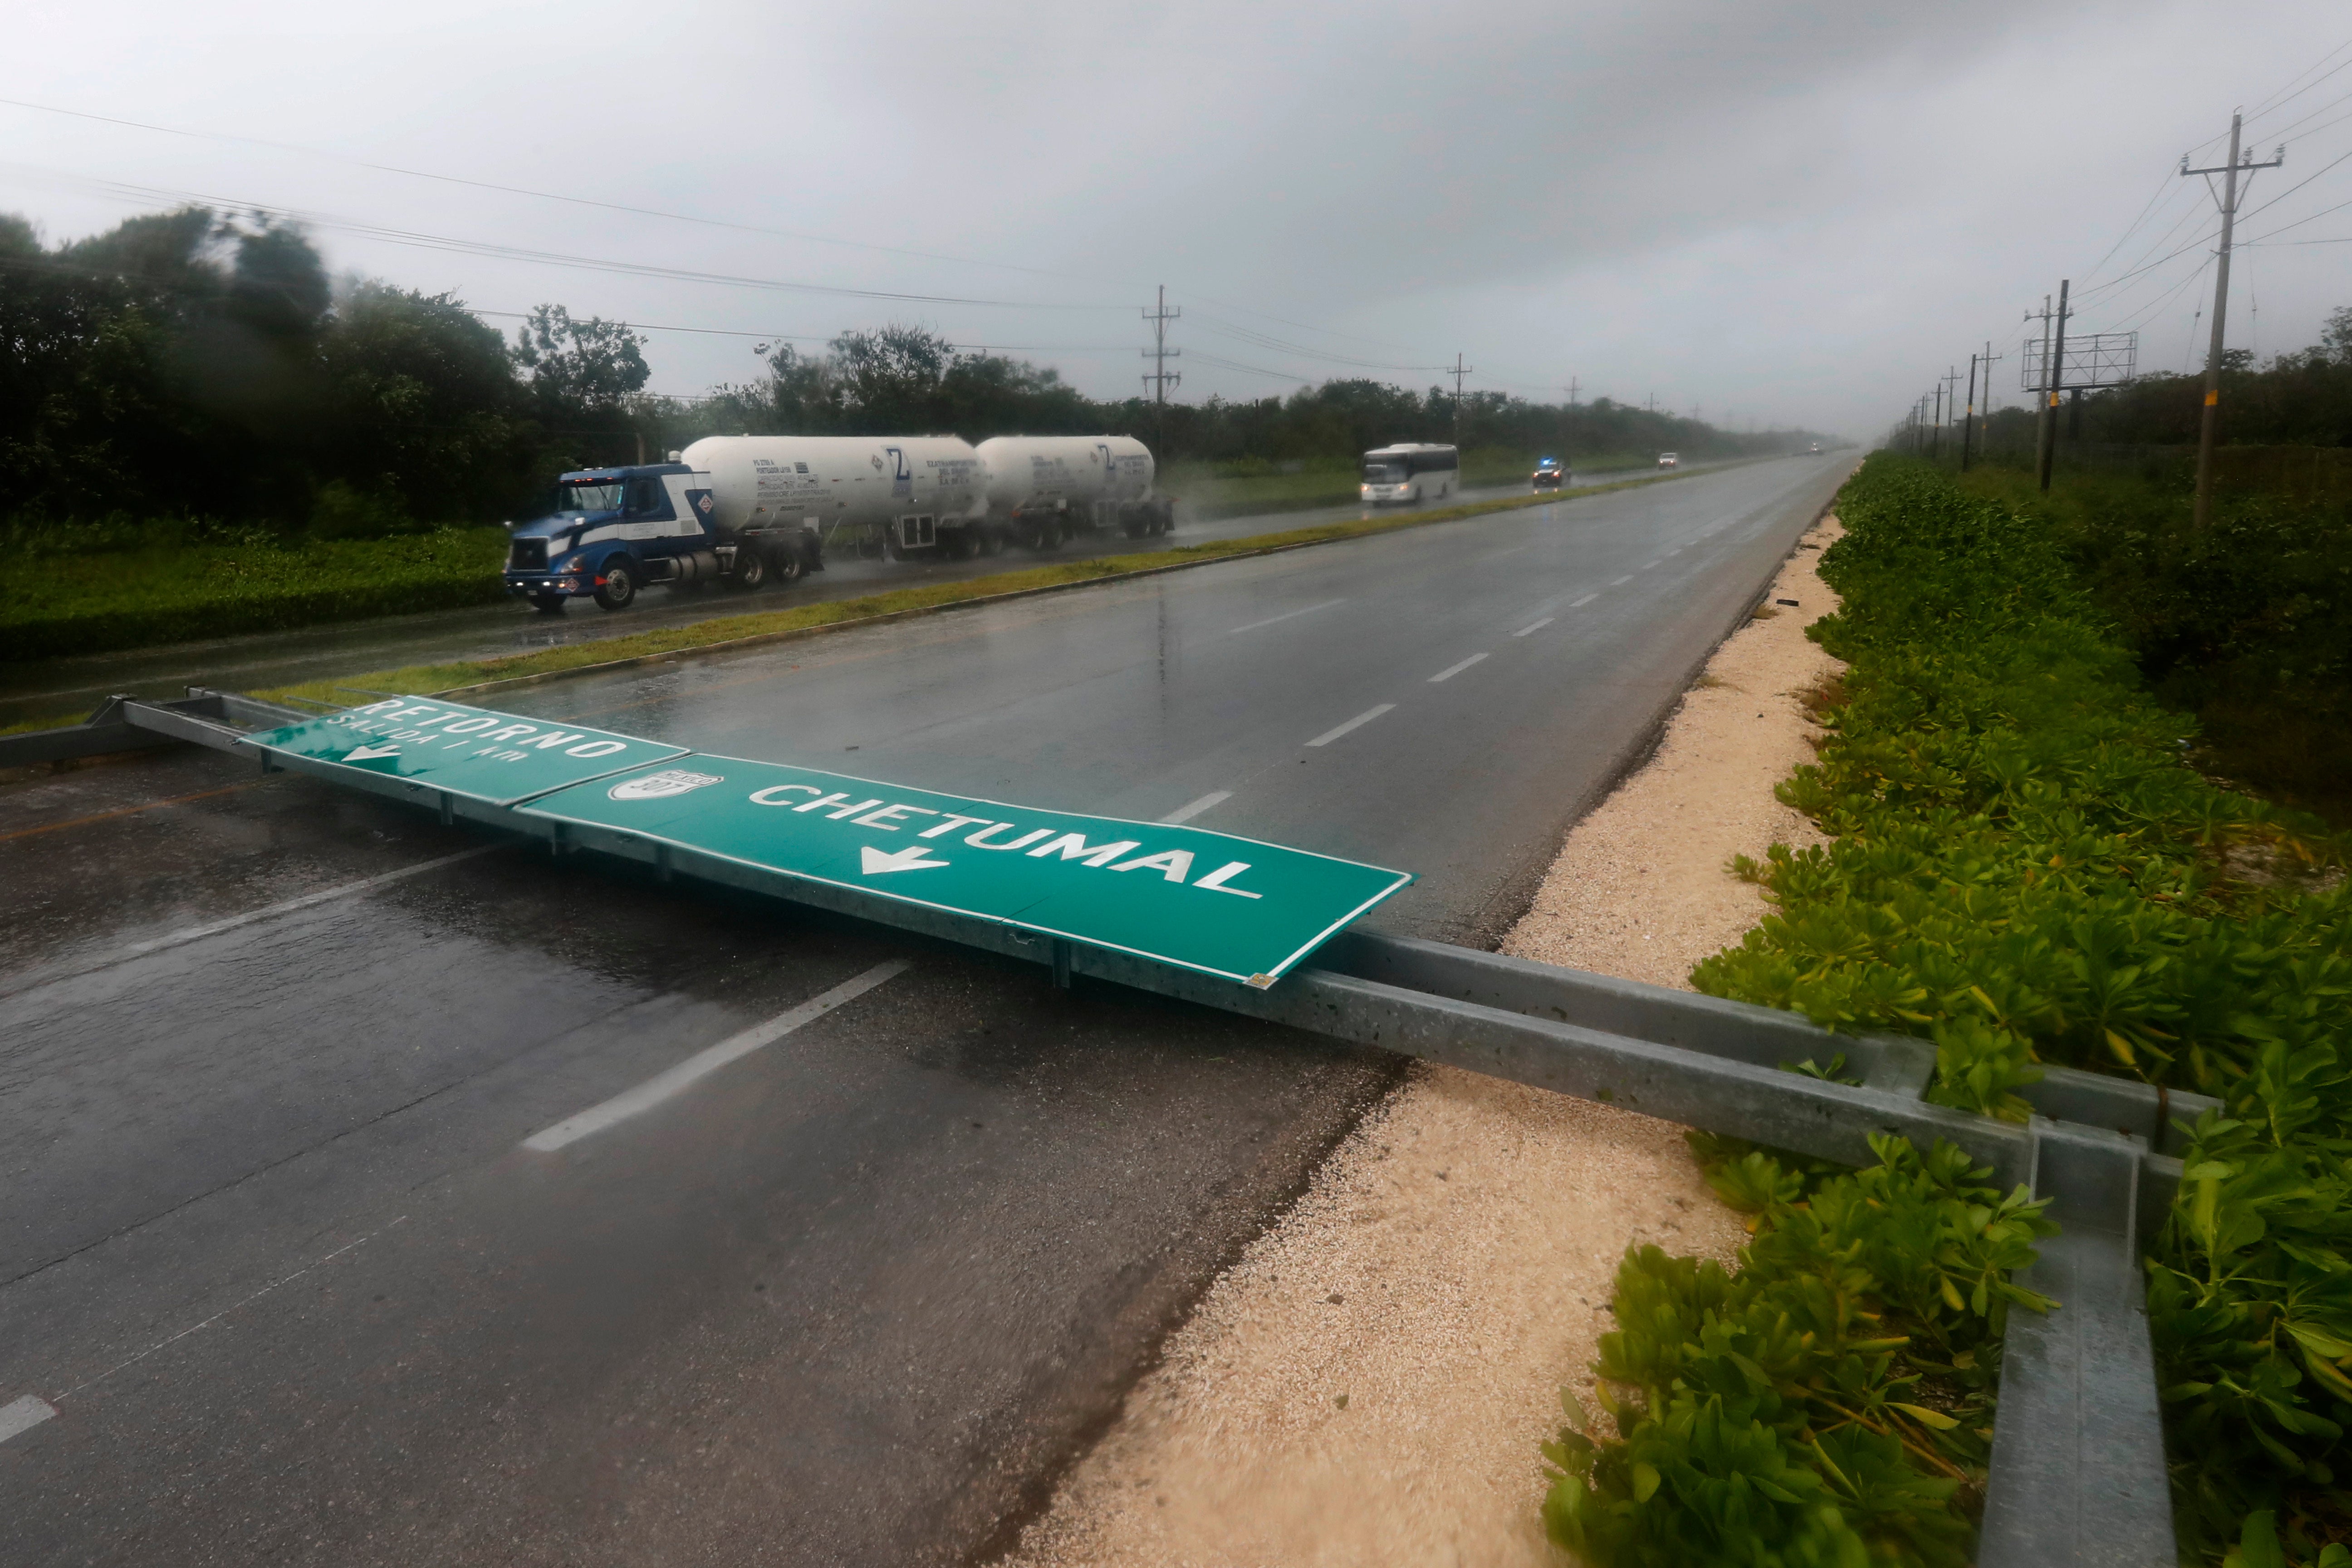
[0,455,1846,1565]
[0,463,1729,731]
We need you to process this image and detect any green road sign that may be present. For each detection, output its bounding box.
[245,696,688,806]
[523,755,1413,985]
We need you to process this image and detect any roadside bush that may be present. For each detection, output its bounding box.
[1689,454,2352,1563]
[1543,1134,2053,1567]
[1954,464,2352,823]
[4,526,509,661]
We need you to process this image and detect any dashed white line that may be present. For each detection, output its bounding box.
[1642,559,1662,569]
[522,960,913,1152]
[0,1396,56,1446]
[0,844,504,1003]
[1512,617,1554,637]
[1428,653,1489,683]
[1569,593,1598,608]
[1609,575,1634,587]
[2,1215,416,1444]
[1162,790,1232,824]
[1305,704,1396,748]
[1226,598,1347,636]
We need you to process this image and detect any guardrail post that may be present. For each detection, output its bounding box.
[1978,1119,2175,1567]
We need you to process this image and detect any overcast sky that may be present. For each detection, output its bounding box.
[7,0,2350,439]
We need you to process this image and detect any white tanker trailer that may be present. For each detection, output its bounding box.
[974,435,1171,548]
[680,434,991,559]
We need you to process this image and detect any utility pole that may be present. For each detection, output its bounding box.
[1977,339,2002,463]
[1141,284,1181,459]
[2037,280,2071,493]
[2182,113,2284,527]
[1566,377,1580,407]
[1961,354,1979,472]
[1448,354,1473,446]
[2027,295,2055,486]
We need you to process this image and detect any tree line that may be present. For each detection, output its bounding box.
[3,204,1822,539]
[1908,308,2352,456]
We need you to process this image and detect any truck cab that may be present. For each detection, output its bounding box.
[503,463,815,613]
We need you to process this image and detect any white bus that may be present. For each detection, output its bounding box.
[1360,443,1459,505]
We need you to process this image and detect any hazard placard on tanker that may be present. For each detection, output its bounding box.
[522,756,1412,985]
[245,697,689,806]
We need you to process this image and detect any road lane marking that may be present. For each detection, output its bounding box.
[1226,598,1346,636]
[1610,575,1633,586]
[1305,705,1396,748]
[1642,559,1661,568]
[522,960,912,1152]
[1427,654,1489,683]
[1512,618,1554,637]
[0,845,505,1004]
[1162,790,1233,824]
[1668,545,1686,554]
[0,1396,56,1445]
[1569,593,1597,608]
[2,1215,415,1441]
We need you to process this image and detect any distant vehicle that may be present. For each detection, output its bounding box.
[1360,443,1460,504]
[1531,456,1567,491]
[1657,452,1679,468]
[1809,442,1822,455]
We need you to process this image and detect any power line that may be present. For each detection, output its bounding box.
[16,166,1122,311]
[0,94,1129,291]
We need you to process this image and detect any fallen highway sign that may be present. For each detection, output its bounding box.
[243,696,688,806]
[523,755,1413,985]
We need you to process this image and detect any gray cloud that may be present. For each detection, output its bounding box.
[6,0,2348,436]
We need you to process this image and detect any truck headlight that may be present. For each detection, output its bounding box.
[559,554,583,572]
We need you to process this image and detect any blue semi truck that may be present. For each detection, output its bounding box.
[501,459,824,614]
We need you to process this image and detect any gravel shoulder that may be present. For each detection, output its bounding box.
[1004,513,1849,1565]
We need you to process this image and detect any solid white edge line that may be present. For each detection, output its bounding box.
[1427,653,1489,683]
[1512,617,1554,637]
[1570,593,1598,608]
[0,1395,57,1445]
[521,960,912,1152]
[1161,790,1233,824]
[1304,704,1396,748]
[1225,598,1347,636]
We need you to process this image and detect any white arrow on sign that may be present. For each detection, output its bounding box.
[345,744,402,763]
[859,844,950,875]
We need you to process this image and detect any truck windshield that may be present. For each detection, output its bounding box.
[1362,462,1404,483]
[556,480,624,513]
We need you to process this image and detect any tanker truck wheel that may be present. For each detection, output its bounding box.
[529,592,567,615]
[732,547,769,593]
[593,558,638,611]
[772,544,805,585]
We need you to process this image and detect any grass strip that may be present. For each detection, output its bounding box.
[252,462,1722,710]
[1690,454,2352,1565]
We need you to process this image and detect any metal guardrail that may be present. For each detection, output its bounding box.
[1,693,2195,1563]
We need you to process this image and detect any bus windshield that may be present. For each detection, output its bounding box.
[555,480,625,513]
[1362,461,1404,483]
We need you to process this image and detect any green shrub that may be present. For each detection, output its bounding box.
[1688,454,2352,1563]
[7,527,509,660]
[1543,1135,2052,1567]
